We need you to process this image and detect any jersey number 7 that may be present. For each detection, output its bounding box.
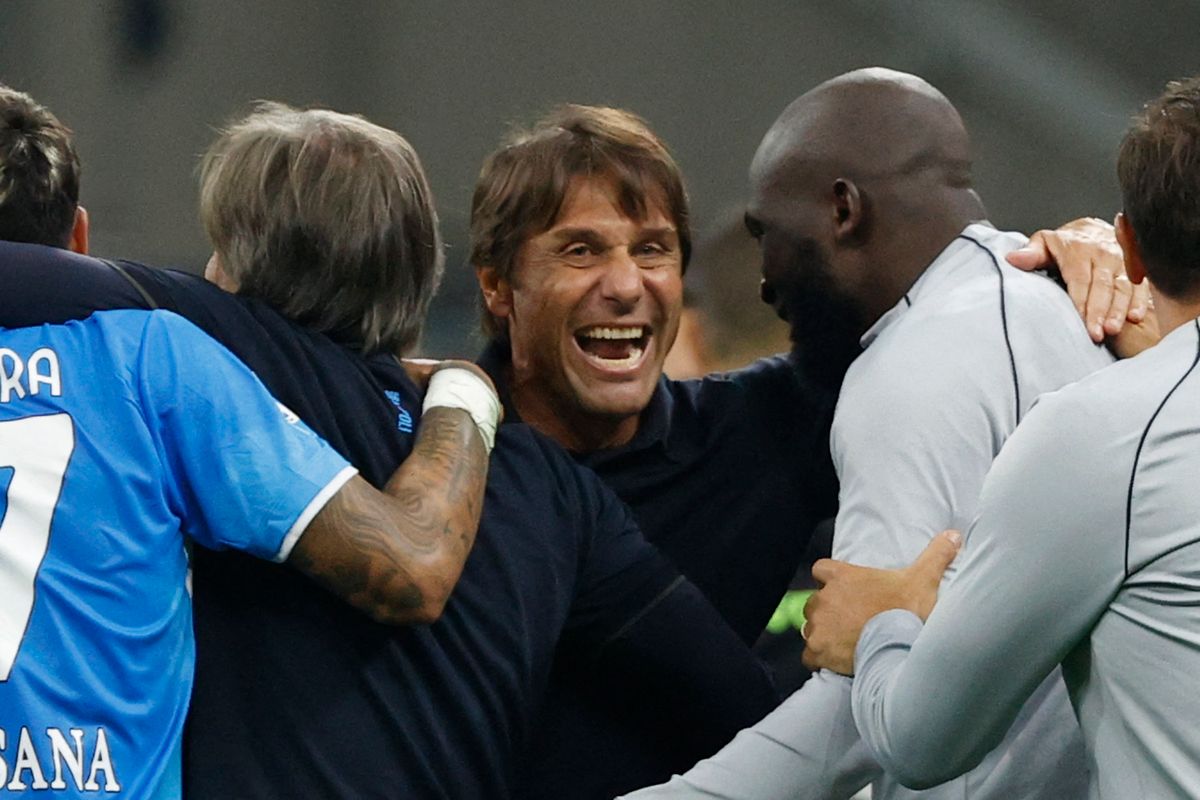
[0,414,76,681]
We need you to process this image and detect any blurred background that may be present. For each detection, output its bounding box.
[3,0,1197,357]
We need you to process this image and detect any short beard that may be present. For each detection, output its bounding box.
[776,240,865,391]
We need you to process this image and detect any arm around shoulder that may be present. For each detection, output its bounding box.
[289,403,491,625]
[850,388,1124,786]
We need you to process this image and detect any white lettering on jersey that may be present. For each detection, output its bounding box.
[9,727,48,790]
[0,727,120,793]
[83,729,119,792]
[47,729,84,790]
[0,351,26,404]
[0,348,61,404]
[27,349,61,398]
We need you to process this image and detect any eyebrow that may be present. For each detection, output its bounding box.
[547,226,679,244]
[547,227,607,245]
[637,227,679,242]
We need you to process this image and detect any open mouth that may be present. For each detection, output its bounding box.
[574,325,651,369]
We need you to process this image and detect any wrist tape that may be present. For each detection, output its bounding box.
[422,367,501,453]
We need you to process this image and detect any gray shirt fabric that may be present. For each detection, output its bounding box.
[620,224,1112,799]
[854,316,1200,799]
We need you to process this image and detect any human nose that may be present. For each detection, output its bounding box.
[598,251,644,310]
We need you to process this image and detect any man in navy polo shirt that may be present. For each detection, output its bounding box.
[469,105,838,797]
[0,92,778,799]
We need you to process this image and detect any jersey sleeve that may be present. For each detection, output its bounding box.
[618,668,880,799]
[134,311,356,561]
[850,387,1125,788]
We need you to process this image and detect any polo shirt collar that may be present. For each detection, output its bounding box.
[476,337,682,462]
[477,338,521,422]
[859,221,996,349]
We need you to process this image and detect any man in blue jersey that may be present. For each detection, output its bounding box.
[0,87,777,798]
[0,85,503,797]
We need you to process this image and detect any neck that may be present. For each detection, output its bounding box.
[864,210,973,327]
[507,369,641,453]
[1153,293,1200,337]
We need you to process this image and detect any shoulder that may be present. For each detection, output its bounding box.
[492,423,631,543]
[998,328,1198,485]
[669,354,834,426]
[136,308,225,349]
[1036,322,1200,438]
[680,354,801,398]
[492,423,591,495]
[72,307,178,349]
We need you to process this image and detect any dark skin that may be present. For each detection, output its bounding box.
[287,363,493,626]
[746,68,988,341]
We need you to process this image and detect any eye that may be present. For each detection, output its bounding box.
[744,214,764,241]
[635,241,668,256]
[563,243,593,257]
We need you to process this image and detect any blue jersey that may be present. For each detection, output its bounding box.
[0,309,354,798]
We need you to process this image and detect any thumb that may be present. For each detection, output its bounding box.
[907,529,962,584]
[1005,233,1050,270]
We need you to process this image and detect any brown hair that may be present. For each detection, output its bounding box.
[1118,77,1200,300]
[199,102,443,354]
[469,104,691,337]
[0,84,81,248]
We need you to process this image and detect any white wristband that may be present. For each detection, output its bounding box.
[423,367,501,453]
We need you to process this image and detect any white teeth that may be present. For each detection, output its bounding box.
[578,326,645,340]
[582,346,644,368]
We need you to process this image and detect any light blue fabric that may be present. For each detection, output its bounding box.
[0,310,352,797]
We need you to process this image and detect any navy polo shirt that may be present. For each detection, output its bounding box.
[0,241,779,799]
[479,340,839,798]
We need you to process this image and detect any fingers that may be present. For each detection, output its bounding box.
[906,530,962,586]
[1128,280,1150,323]
[800,643,820,672]
[810,557,844,586]
[1013,220,1133,341]
[1103,277,1133,336]
[1083,264,1116,341]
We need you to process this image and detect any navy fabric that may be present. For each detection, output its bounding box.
[0,241,779,799]
[479,339,840,798]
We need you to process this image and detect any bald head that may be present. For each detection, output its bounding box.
[752,67,974,196]
[746,70,987,380]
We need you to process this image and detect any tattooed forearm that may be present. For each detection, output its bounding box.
[288,406,490,625]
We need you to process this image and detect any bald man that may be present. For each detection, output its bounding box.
[622,68,1111,799]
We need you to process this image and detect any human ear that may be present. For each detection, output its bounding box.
[831,179,864,243]
[68,206,89,255]
[1114,212,1147,286]
[476,265,514,320]
[204,252,241,292]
